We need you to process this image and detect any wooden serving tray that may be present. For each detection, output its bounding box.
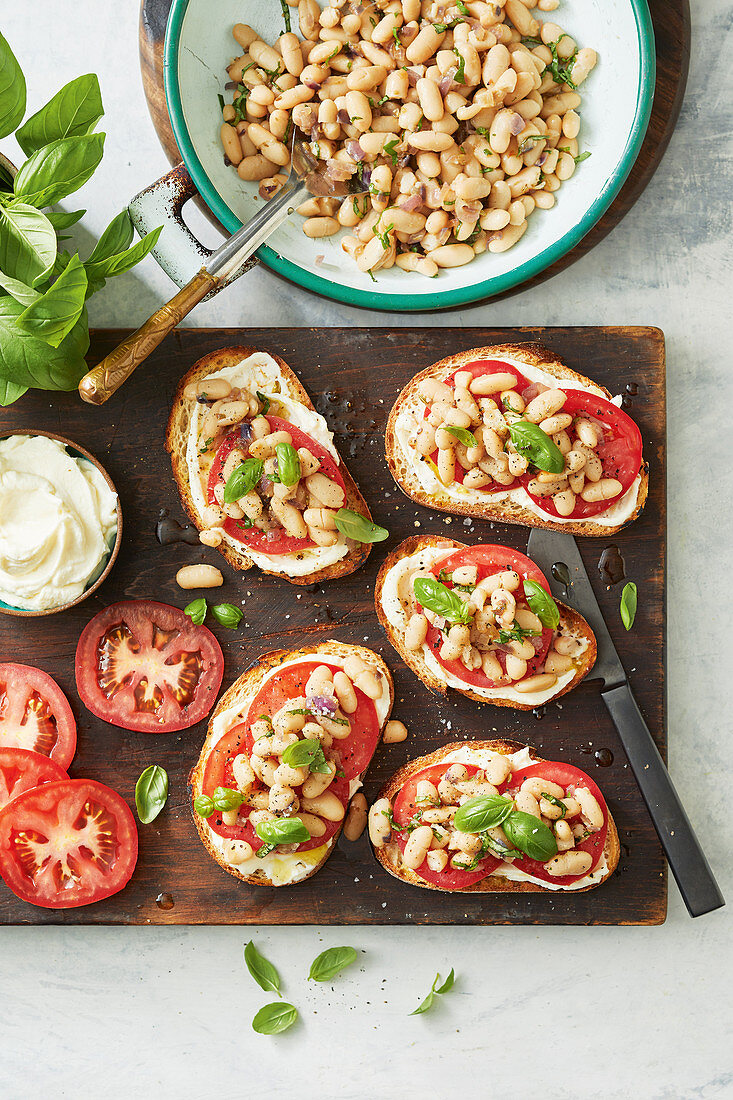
[0,327,666,925]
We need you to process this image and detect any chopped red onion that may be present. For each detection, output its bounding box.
[337,108,350,125]
[400,192,423,212]
[510,113,525,136]
[537,152,547,166]
[304,80,321,91]
[307,694,338,715]
[346,139,365,161]
[326,158,355,182]
[438,75,453,96]
[405,68,419,86]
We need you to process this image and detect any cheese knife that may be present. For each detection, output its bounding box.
[526,527,724,918]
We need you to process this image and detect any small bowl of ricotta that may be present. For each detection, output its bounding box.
[0,431,122,617]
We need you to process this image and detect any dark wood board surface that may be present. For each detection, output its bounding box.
[0,326,666,925]
[139,0,689,308]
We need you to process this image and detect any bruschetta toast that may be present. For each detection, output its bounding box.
[369,740,619,893]
[189,640,393,887]
[386,343,648,536]
[375,535,596,710]
[167,346,385,586]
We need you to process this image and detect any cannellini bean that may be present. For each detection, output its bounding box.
[332,670,358,714]
[302,761,337,799]
[512,673,559,693]
[175,564,223,589]
[305,472,345,509]
[294,812,327,838]
[383,720,408,744]
[343,793,368,841]
[576,787,605,830]
[521,777,565,801]
[300,790,345,821]
[222,839,254,865]
[355,668,382,700]
[405,613,428,651]
[403,825,434,869]
[368,798,393,848]
[545,850,593,877]
[581,478,623,502]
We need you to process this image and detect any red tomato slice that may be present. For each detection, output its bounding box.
[75,601,224,733]
[506,762,609,885]
[392,763,502,888]
[423,545,553,690]
[0,778,138,908]
[207,415,345,555]
[0,664,77,769]
[0,748,69,810]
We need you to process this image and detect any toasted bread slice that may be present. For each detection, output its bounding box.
[375,534,596,710]
[385,342,648,536]
[167,346,372,585]
[189,640,394,887]
[373,739,620,893]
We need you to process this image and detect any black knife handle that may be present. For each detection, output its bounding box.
[602,683,724,918]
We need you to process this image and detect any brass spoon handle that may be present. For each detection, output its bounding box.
[78,268,219,405]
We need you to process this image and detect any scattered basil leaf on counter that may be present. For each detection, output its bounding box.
[244,941,281,996]
[441,425,478,448]
[413,576,472,625]
[275,441,301,487]
[309,946,358,982]
[252,1002,298,1035]
[334,508,389,543]
[255,817,310,846]
[282,738,331,774]
[410,969,456,1015]
[184,597,207,625]
[523,579,560,629]
[211,603,243,629]
[503,811,558,862]
[223,457,264,503]
[134,765,169,824]
[454,795,513,833]
[16,73,103,156]
[509,420,564,473]
[620,581,637,630]
[0,31,26,140]
[256,390,270,414]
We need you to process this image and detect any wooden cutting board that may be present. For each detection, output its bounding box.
[0,326,666,925]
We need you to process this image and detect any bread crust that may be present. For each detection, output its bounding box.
[166,346,372,585]
[385,342,649,536]
[373,739,620,893]
[374,534,597,710]
[189,640,394,886]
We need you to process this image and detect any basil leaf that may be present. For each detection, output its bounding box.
[503,811,558,862]
[275,441,300,487]
[134,765,169,824]
[435,968,455,995]
[0,298,89,390]
[0,202,56,285]
[282,738,329,773]
[193,794,214,818]
[620,581,637,630]
[508,420,564,473]
[541,792,566,818]
[14,132,105,208]
[0,271,39,306]
[45,209,85,231]
[333,507,389,543]
[309,946,357,982]
[413,576,472,625]
[523,579,560,629]
[256,390,270,414]
[223,456,263,503]
[0,379,27,406]
[252,1002,298,1035]
[211,603,243,629]
[184,597,207,625]
[0,32,26,141]
[82,224,162,294]
[16,73,103,156]
[255,817,310,846]
[453,795,513,833]
[212,786,245,812]
[441,425,478,448]
[17,252,87,347]
[86,209,134,264]
[244,940,281,995]
[410,970,455,1015]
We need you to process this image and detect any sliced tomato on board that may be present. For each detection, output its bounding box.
[207,415,345,555]
[423,545,553,690]
[0,748,69,811]
[0,664,77,769]
[0,778,138,908]
[392,762,503,889]
[75,601,224,733]
[506,761,609,885]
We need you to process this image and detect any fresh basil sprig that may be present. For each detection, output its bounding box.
[193,786,245,818]
[620,581,637,630]
[503,811,558,862]
[282,738,331,774]
[244,941,281,996]
[184,597,207,625]
[413,576,472,625]
[252,1002,298,1035]
[0,31,26,141]
[223,457,264,503]
[211,603,243,629]
[255,817,310,847]
[453,794,513,833]
[16,73,103,156]
[134,765,169,824]
[334,508,389,544]
[410,969,456,1015]
[509,420,564,474]
[441,425,478,448]
[308,946,358,982]
[275,441,300,487]
[523,579,560,629]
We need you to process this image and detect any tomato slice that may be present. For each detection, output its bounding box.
[75,601,224,733]
[506,762,609,885]
[0,778,138,908]
[423,545,553,690]
[392,763,503,888]
[0,664,77,769]
[0,748,69,810]
[207,415,345,555]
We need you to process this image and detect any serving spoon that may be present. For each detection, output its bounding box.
[78,137,368,405]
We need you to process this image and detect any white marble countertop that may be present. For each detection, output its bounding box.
[1,3,731,1098]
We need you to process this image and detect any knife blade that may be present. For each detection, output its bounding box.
[526,528,724,919]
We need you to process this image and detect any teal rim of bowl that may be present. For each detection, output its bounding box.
[164,0,656,313]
